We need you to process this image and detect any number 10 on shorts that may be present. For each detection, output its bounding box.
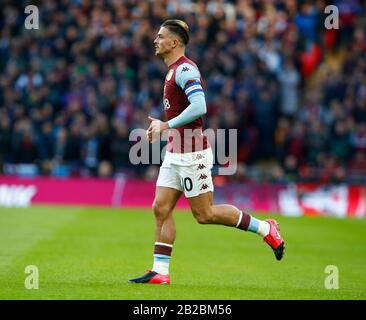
[182,177,193,192]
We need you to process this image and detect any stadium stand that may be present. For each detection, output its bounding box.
[0,0,365,183]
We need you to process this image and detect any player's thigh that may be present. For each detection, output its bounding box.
[153,186,182,219]
[156,160,183,193]
[155,160,183,217]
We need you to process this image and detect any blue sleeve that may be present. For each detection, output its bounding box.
[167,94,207,129]
[167,63,206,129]
[175,63,204,99]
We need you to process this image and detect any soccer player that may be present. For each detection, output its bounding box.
[129,19,285,285]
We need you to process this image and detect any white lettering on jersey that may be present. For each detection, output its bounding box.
[164,98,171,110]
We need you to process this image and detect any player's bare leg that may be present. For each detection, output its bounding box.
[187,191,239,226]
[129,187,182,284]
[187,191,285,260]
[153,187,182,244]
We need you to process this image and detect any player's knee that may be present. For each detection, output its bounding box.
[152,201,171,220]
[195,215,210,224]
[192,207,214,224]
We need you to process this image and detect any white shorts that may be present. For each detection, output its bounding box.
[156,148,214,198]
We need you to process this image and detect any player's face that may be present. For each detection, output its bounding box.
[154,27,176,57]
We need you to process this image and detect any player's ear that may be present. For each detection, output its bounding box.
[172,38,178,49]
[172,39,177,49]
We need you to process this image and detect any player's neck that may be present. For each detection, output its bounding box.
[164,50,185,67]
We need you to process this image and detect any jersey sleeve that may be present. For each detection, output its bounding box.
[167,94,206,129]
[175,63,204,99]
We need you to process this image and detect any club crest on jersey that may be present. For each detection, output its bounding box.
[166,69,174,81]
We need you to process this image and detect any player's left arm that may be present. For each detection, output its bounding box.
[167,63,206,129]
[147,63,206,142]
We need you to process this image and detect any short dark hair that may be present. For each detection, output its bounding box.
[161,19,190,45]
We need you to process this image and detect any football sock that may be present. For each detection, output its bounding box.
[152,242,172,275]
[256,218,270,237]
[236,210,270,237]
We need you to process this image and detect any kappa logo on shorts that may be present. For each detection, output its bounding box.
[200,183,209,190]
[182,66,190,72]
[195,154,205,160]
[198,174,208,180]
[197,164,206,170]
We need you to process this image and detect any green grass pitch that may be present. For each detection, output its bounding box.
[0,206,365,300]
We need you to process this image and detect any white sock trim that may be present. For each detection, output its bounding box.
[235,210,243,228]
[155,242,173,248]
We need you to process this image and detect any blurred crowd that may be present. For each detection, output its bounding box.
[0,0,366,183]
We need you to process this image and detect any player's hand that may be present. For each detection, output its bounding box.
[146,121,153,142]
[147,116,169,143]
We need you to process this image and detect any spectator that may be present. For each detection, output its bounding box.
[329,119,352,163]
[277,60,300,117]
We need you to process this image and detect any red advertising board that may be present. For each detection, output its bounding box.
[0,176,365,218]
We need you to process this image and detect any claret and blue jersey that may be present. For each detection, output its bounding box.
[163,56,209,153]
